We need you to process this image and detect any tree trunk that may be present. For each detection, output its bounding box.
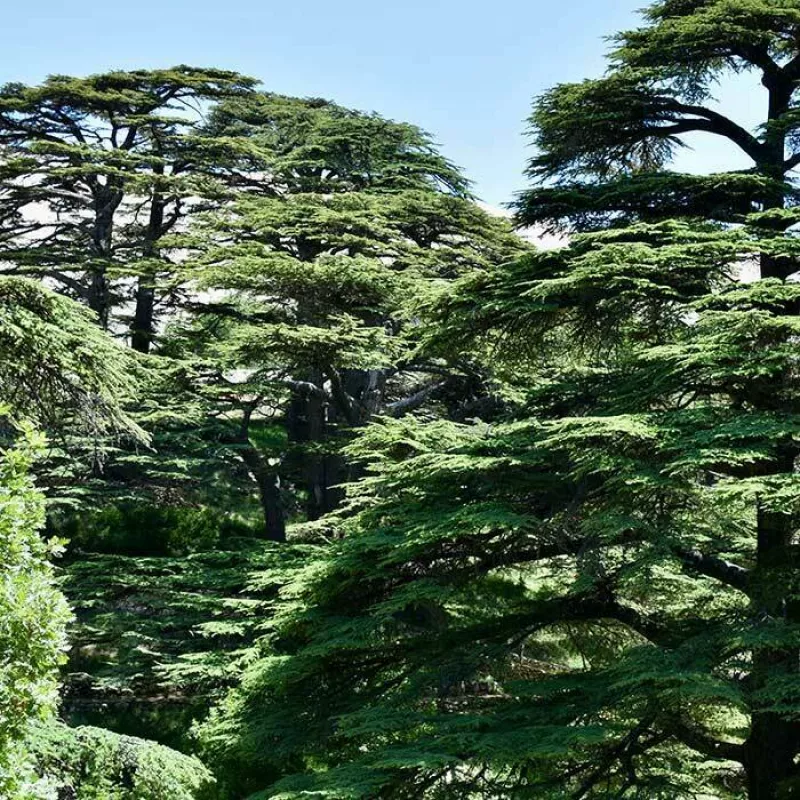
[131,270,156,353]
[238,441,286,543]
[284,371,336,520]
[745,88,800,796]
[227,407,286,542]
[325,366,386,498]
[131,190,165,353]
[745,503,800,799]
[304,382,330,520]
[286,366,386,520]
[87,269,111,329]
[746,693,798,799]
[89,184,123,329]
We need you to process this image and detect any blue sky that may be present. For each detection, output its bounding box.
[4,0,764,206]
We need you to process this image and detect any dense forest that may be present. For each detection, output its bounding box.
[3,1,800,797]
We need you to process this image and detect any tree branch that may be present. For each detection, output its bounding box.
[387,381,448,417]
[280,378,328,400]
[659,103,765,164]
[325,365,361,425]
[673,547,750,592]
[574,717,657,799]
[785,151,800,172]
[668,717,745,764]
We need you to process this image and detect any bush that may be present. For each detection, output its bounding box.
[29,721,216,799]
[0,426,70,797]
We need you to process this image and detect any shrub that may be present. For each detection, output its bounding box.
[0,425,70,796]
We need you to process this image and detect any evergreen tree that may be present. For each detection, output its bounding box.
[0,67,256,347]
[0,276,146,499]
[198,3,800,798]
[0,279,218,797]
[204,92,470,197]
[170,94,526,533]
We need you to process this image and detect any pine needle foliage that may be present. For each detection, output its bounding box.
[199,4,800,798]
[0,276,147,499]
[0,277,143,437]
[29,721,216,799]
[60,539,313,751]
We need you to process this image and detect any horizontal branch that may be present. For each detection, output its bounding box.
[505,593,678,650]
[668,717,745,764]
[785,151,800,172]
[387,381,448,417]
[673,547,750,592]
[280,379,328,400]
[667,102,764,163]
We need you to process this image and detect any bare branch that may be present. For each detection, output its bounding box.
[658,104,764,164]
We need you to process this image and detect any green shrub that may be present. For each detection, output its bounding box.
[0,426,70,797]
[29,721,216,799]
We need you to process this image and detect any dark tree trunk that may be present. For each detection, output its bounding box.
[131,274,156,353]
[87,269,111,329]
[286,366,386,520]
[238,441,286,543]
[89,184,123,329]
[744,83,800,797]
[747,98,798,786]
[131,189,165,354]
[226,407,286,542]
[325,366,386,491]
[303,381,330,520]
[745,683,799,799]
[285,371,333,520]
[745,503,800,799]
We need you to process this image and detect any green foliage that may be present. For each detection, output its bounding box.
[195,4,800,797]
[153,93,527,528]
[51,504,252,557]
[21,26,800,797]
[206,92,470,196]
[60,537,312,754]
[0,277,150,515]
[516,172,796,233]
[29,721,215,799]
[182,188,523,374]
[0,277,143,439]
[0,425,70,797]
[199,215,800,798]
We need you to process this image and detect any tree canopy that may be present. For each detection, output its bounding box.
[7,5,800,799]
[194,3,800,799]
[0,67,256,345]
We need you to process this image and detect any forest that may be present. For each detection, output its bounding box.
[3,0,800,798]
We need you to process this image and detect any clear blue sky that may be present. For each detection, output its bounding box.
[4,0,765,206]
